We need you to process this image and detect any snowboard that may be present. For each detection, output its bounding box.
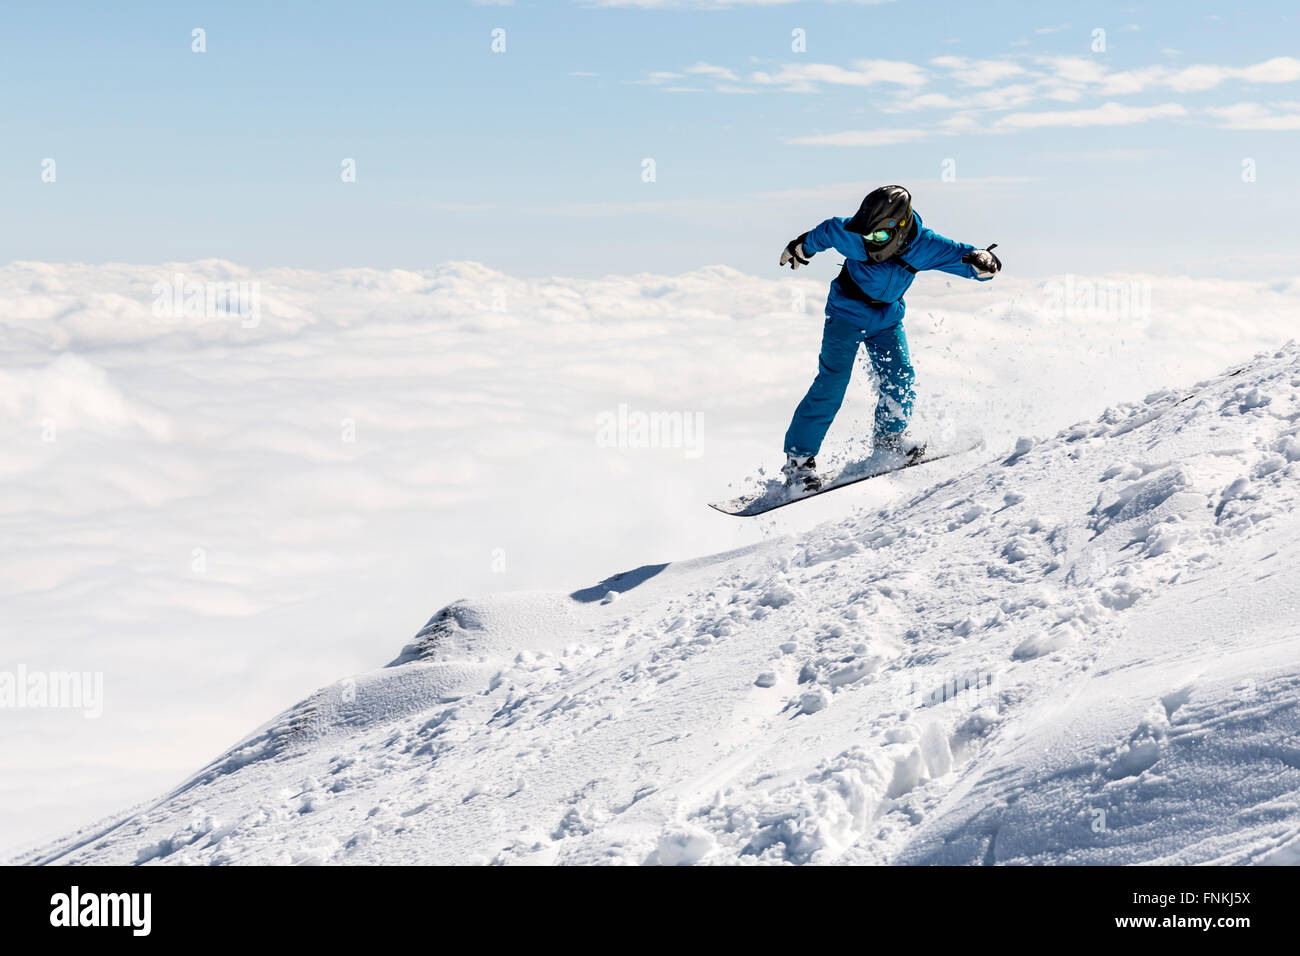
[709,439,984,518]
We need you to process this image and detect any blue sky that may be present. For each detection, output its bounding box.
[3,0,1299,277]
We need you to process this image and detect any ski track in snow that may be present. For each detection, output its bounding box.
[20,342,1300,866]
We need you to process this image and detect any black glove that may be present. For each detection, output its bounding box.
[780,232,812,270]
[961,243,1002,277]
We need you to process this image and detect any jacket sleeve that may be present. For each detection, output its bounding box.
[917,228,990,281]
[799,217,871,260]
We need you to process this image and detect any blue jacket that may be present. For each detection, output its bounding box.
[800,212,991,332]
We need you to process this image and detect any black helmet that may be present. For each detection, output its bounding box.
[846,185,914,262]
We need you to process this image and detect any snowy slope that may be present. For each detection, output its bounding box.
[22,342,1300,866]
[7,260,1300,853]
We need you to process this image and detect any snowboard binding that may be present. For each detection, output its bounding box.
[874,432,926,464]
[782,454,823,495]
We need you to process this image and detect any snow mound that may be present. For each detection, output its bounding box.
[22,344,1300,866]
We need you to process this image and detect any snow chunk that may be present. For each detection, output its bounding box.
[1012,623,1075,660]
[758,582,799,608]
[799,688,831,714]
[656,825,715,866]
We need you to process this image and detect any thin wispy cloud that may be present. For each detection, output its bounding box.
[1038,54,1300,95]
[684,62,741,82]
[892,83,1040,112]
[640,70,685,84]
[787,128,932,146]
[641,52,1300,110]
[1207,101,1300,130]
[995,102,1188,129]
[636,49,1300,147]
[930,56,1028,87]
[749,60,930,91]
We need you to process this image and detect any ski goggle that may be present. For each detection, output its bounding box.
[862,212,909,244]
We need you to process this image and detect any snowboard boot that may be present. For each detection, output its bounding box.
[782,453,822,495]
[874,431,926,464]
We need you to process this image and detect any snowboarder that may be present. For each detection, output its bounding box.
[778,184,1001,494]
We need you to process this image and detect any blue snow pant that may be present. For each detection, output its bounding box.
[783,315,915,458]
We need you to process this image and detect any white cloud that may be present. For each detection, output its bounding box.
[684,62,740,82]
[1207,101,1300,130]
[1163,64,1233,93]
[1040,54,1300,96]
[930,56,1027,87]
[641,59,927,93]
[751,60,929,92]
[938,113,980,131]
[786,128,932,146]
[1044,56,1108,86]
[1096,66,1172,96]
[639,71,684,85]
[645,49,1300,146]
[1238,57,1300,84]
[894,92,964,111]
[647,52,1300,116]
[895,83,1039,112]
[1041,87,1084,103]
[996,102,1187,129]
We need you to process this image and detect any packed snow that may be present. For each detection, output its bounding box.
[19,333,1300,865]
